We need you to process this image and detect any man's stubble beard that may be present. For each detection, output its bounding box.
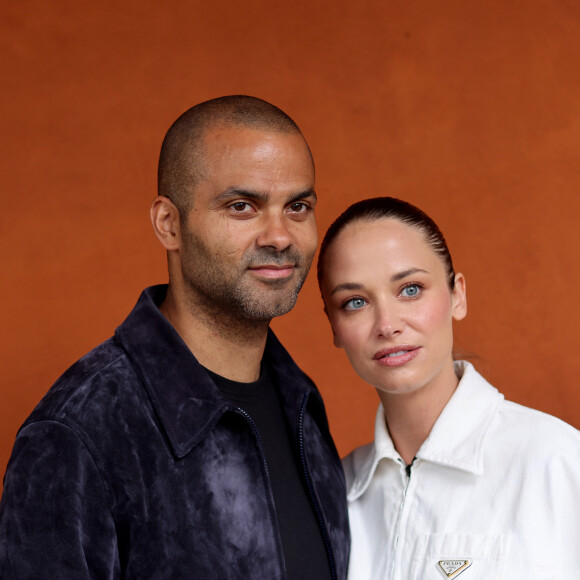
[180,229,313,335]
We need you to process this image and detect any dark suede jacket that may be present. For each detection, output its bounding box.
[0,286,350,579]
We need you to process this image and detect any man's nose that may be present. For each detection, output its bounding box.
[256,214,292,251]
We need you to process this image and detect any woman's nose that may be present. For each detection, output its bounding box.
[374,304,403,339]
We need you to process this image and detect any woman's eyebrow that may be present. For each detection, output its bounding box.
[329,268,429,296]
[329,282,363,297]
[391,268,429,282]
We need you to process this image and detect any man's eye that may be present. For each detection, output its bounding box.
[343,297,367,311]
[228,201,253,214]
[289,202,309,213]
[232,202,249,211]
[400,284,422,298]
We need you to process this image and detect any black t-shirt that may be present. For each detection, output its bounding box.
[207,365,332,580]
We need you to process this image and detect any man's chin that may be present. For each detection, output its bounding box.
[238,290,300,321]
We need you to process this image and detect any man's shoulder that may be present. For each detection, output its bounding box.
[26,336,137,427]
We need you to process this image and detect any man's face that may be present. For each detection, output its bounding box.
[178,124,317,325]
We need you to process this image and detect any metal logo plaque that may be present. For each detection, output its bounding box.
[437,559,472,578]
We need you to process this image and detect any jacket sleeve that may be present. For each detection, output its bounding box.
[0,420,119,579]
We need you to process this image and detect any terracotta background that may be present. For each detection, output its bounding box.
[1,0,579,486]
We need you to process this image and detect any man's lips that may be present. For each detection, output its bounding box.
[248,264,296,279]
[373,345,421,367]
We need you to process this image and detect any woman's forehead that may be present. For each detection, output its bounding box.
[332,217,428,252]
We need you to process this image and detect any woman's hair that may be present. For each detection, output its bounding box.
[317,196,456,291]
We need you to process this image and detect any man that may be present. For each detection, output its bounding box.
[0,96,350,579]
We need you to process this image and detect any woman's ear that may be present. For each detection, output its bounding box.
[150,196,181,251]
[451,273,467,321]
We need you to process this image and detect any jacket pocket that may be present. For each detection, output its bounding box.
[409,534,508,579]
[408,534,555,580]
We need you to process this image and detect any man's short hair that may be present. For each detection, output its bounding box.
[157,95,310,217]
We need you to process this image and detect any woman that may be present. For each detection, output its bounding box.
[317,197,580,580]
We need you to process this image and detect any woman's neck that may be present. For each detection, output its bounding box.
[377,365,459,466]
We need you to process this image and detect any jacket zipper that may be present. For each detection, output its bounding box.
[297,393,338,580]
[391,459,413,580]
[235,407,286,580]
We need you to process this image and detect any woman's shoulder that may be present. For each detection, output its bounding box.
[457,361,580,448]
[480,395,580,492]
[498,398,580,449]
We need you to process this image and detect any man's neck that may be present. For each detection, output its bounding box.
[160,286,269,382]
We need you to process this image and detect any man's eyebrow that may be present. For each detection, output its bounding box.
[214,187,317,204]
[288,189,317,204]
[329,268,429,296]
[214,188,270,203]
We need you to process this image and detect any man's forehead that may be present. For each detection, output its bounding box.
[201,122,302,151]
[200,125,313,173]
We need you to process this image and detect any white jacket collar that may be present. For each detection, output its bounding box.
[347,361,503,500]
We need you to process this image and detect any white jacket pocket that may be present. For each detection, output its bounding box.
[408,533,554,580]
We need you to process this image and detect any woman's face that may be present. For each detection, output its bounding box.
[321,218,467,400]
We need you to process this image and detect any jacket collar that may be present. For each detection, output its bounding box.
[348,361,504,500]
[115,285,321,458]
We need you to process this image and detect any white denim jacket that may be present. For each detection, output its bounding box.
[343,361,580,580]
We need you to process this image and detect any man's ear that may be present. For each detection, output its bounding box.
[150,196,181,251]
[451,273,467,321]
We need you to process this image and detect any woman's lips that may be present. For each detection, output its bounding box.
[373,346,421,367]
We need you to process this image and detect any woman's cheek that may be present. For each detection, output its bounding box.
[425,290,453,322]
[334,318,365,353]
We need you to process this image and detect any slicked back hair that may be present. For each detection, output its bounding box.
[317,196,456,292]
[157,95,311,218]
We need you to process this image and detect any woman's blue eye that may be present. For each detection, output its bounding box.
[344,298,367,311]
[401,284,421,298]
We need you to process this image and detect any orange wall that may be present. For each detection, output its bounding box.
[1,0,579,482]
